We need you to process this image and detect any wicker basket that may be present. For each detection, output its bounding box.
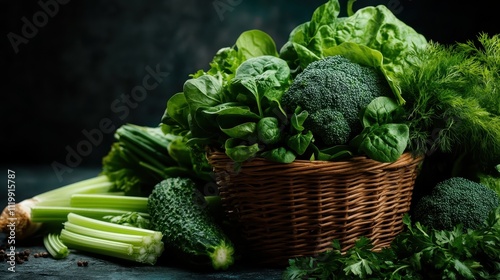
[207,151,424,266]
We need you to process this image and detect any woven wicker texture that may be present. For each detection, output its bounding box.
[207,152,424,266]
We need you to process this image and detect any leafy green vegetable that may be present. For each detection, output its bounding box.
[257,117,282,145]
[235,29,279,61]
[231,55,290,117]
[161,1,426,164]
[101,124,212,195]
[70,194,149,213]
[398,33,500,173]
[162,30,298,163]
[260,147,296,163]
[0,175,115,240]
[350,96,409,162]
[190,29,280,86]
[279,0,428,104]
[283,210,500,279]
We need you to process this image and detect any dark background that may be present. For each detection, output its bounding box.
[2,0,498,176]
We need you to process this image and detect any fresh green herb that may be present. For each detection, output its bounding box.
[477,170,500,197]
[59,213,164,265]
[283,209,500,279]
[43,233,69,259]
[398,33,500,173]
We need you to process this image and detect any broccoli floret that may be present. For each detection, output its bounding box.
[413,177,500,231]
[308,109,351,146]
[281,55,391,147]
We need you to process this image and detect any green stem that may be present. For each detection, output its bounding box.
[59,213,164,265]
[35,175,114,203]
[63,222,150,246]
[66,213,161,240]
[70,194,148,213]
[60,229,136,260]
[31,206,150,223]
[347,0,357,17]
[43,233,69,259]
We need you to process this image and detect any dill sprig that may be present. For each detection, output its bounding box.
[398,33,500,171]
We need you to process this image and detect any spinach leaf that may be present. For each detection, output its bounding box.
[290,107,308,132]
[287,131,313,156]
[219,119,257,140]
[224,138,260,162]
[183,75,224,113]
[257,117,282,145]
[361,96,403,127]
[351,96,409,162]
[310,144,353,161]
[236,29,279,59]
[260,147,296,163]
[352,124,409,162]
[231,55,291,117]
[162,92,190,129]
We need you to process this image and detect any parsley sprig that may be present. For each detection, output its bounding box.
[283,207,500,280]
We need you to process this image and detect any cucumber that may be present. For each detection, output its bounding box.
[147,177,234,270]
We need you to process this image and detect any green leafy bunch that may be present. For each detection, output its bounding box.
[399,33,500,171]
[161,0,429,164]
[283,209,500,279]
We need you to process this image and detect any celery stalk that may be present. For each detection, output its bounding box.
[66,212,161,240]
[43,233,69,259]
[1,175,116,240]
[31,206,150,223]
[70,194,148,213]
[35,175,114,204]
[63,222,150,246]
[60,229,136,260]
[60,213,164,265]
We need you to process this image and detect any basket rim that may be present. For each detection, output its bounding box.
[207,150,424,169]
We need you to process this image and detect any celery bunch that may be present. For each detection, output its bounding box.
[60,213,164,265]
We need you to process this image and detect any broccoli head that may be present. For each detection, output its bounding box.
[413,177,500,231]
[281,55,391,147]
